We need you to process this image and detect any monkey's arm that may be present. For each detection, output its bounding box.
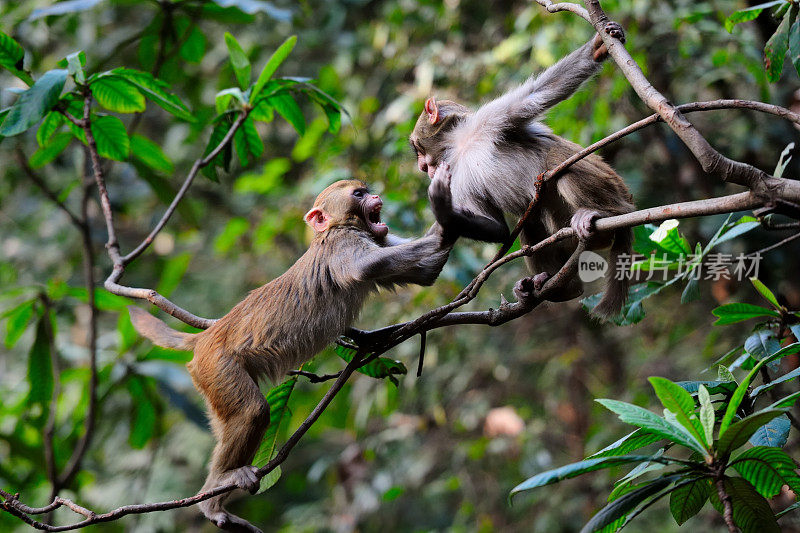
[357,233,451,286]
[428,163,510,243]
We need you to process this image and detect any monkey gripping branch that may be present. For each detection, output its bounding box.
[2,1,800,531]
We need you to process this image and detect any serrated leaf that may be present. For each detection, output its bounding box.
[764,4,795,82]
[109,69,194,122]
[37,111,65,147]
[649,377,708,451]
[698,385,714,446]
[233,116,263,165]
[90,115,129,161]
[580,475,679,533]
[669,477,711,525]
[0,69,67,136]
[224,32,251,89]
[4,299,36,349]
[709,477,780,532]
[29,132,72,168]
[267,92,305,135]
[712,302,780,325]
[27,314,53,406]
[510,455,678,497]
[597,399,707,455]
[91,76,145,113]
[251,35,297,101]
[717,409,787,456]
[748,414,791,448]
[130,134,174,174]
[587,429,663,459]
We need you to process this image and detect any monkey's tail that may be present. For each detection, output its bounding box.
[592,227,632,320]
[128,306,198,351]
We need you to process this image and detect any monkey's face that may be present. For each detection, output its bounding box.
[306,180,389,239]
[409,98,468,180]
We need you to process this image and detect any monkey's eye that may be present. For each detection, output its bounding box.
[352,189,365,198]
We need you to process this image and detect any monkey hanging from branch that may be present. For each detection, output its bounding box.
[412,21,634,319]
[129,180,452,532]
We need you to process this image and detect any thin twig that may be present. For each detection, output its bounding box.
[748,231,800,257]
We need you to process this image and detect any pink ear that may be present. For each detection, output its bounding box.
[304,208,330,233]
[425,97,440,125]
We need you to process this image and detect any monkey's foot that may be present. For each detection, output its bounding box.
[571,209,600,241]
[229,465,260,494]
[514,274,547,304]
[205,510,264,533]
[604,21,625,43]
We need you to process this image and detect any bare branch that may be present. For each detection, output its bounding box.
[534,0,591,20]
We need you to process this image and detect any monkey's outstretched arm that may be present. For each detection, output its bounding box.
[357,233,451,286]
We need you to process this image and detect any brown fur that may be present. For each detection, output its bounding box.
[130,180,450,532]
[410,27,634,319]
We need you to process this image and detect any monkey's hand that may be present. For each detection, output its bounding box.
[571,208,601,242]
[513,275,548,305]
[428,162,453,217]
[592,21,626,61]
[228,465,261,495]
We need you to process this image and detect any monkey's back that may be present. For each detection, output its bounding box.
[190,229,376,386]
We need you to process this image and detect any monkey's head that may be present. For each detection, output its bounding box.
[409,97,469,179]
[304,180,389,239]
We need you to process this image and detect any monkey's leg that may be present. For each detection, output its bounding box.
[520,221,582,302]
[193,358,270,533]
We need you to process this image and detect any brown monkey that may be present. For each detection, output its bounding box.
[410,22,634,319]
[129,180,450,532]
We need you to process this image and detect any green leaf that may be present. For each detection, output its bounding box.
[201,117,234,182]
[214,217,249,254]
[251,35,297,101]
[597,399,708,455]
[676,380,737,396]
[649,377,708,450]
[91,76,146,113]
[253,378,297,492]
[29,132,72,168]
[750,278,780,309]
[0,69,67,136]
[717,409,787,456]
[91,115,130,161]
[712,302,780,325]
[36,111,65,147]
[130,134,174,174]
[0,31,32,84]
[748,414,791,448]
[109,69,194,122]
[765,389,800,410]
[587,429,663,459]
[156,253,191,298]
[179,26,206,63]
[744,330,780,361]
[4,299,36,349]
[215,87,247,114]
[669,477,711,525]
[709,477,780,533]
[751,367,800,398]
[267,92,305,135]
[233,116,263,165]
[27,314,53,406]
[764,4,795,82]
[127,376,157,449]
[718,365,737,383]
[224,32,251,89]
[681,277,700,304]
[790,16,800,77]
[698,385,714,446]
[725,6,766,33]
[335,346,407,386]
[510,455,678,497]
[648,219,691,256]
[580,475,680,533]
[65,50,85,84]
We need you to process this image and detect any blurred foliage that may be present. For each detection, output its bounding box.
[1,0,800,532]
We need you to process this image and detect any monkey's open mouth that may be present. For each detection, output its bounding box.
[365,202,388,237]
